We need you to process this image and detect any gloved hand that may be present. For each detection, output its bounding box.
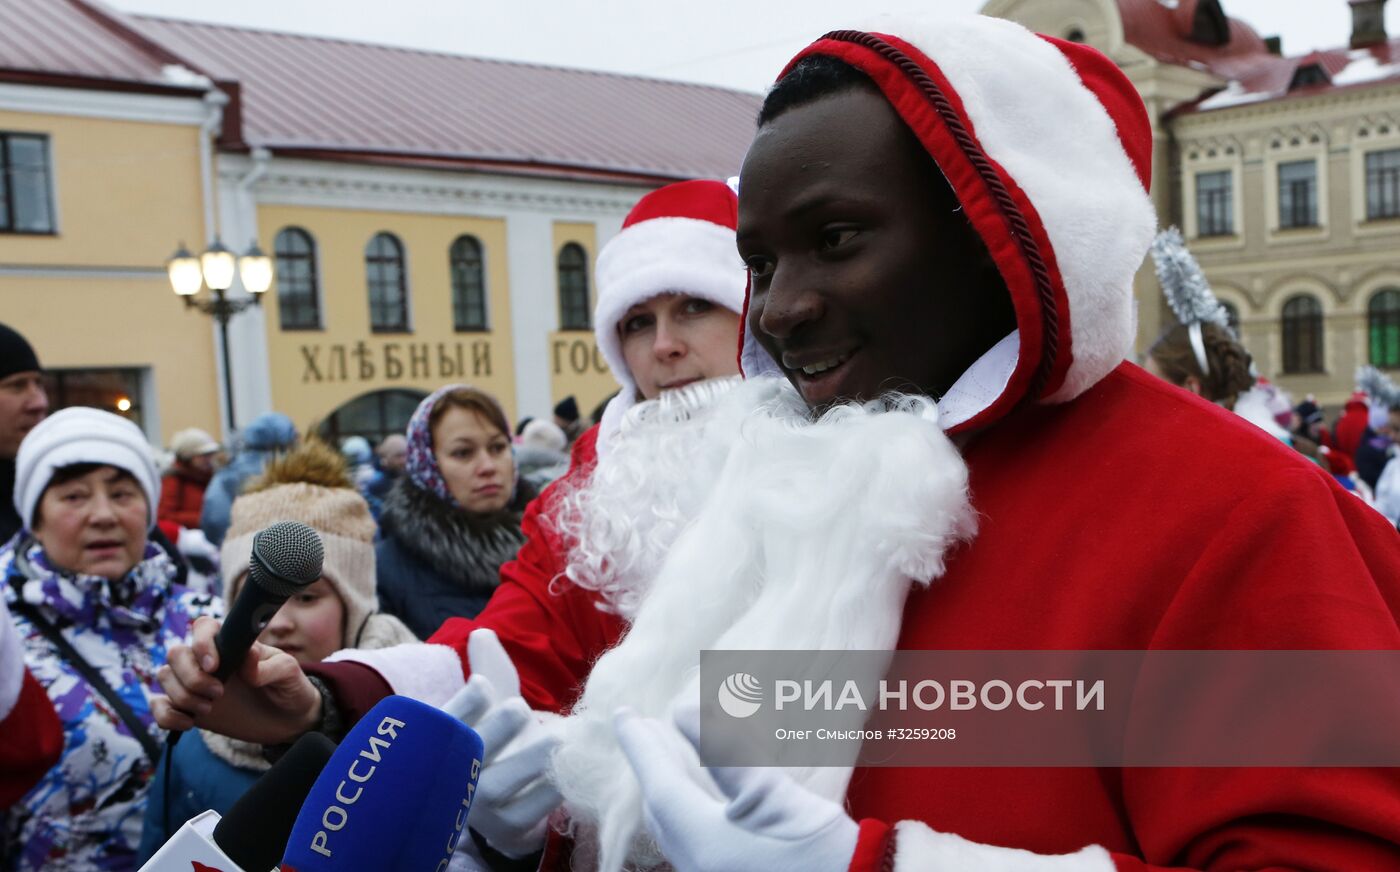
[614,704,859,872]
[443,629,562,860]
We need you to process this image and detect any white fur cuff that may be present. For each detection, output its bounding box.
[325,642,466,707]
[893,821,1115,872]
[0,597,25,720]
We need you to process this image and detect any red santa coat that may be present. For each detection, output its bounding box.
[843,363,1400,871]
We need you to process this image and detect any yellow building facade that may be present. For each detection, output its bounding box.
[0,86,222,444]
[217,154,649,442]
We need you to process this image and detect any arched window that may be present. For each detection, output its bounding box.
[273,227,320,330]
[1369,288,1400,369]
[1220,301,1241,337]
[1281,294,1324,374]
[449,235,488,331]
[558,243,590,330]
[315,388,427,446]
[366,232,409,332]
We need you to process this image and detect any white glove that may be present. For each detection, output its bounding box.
[444,629,563,860]
[614,704,859,872]
[175,527,218,561]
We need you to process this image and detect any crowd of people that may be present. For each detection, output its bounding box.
[2,13,1400,872]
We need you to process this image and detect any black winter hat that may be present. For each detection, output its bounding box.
[1295,400,1323,426]
[554,395,580,423]
[0,323,39,381]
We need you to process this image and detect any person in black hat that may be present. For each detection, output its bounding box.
[552,394,583,445]
[0,323,48,543]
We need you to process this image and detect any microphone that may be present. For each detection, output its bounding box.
[279,696,485,872]
[140,732,336,872]
[215,521,324,681]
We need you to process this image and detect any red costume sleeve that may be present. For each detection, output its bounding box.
[0,669,62,808]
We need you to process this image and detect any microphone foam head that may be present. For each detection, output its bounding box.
[249,520,325,596]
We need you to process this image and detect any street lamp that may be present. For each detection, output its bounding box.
[167,238,273,430]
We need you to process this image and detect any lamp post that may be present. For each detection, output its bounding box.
[167,238,273,430]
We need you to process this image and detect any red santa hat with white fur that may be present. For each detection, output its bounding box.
[593,179,748,453]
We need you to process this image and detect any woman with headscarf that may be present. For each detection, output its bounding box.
[374,385,537,639]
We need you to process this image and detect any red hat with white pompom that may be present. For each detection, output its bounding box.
[593,179,747,453]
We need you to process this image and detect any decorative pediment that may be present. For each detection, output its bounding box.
[1183,135,1245,161]
[1267,123,1329,150]
[1355,113,1399,140]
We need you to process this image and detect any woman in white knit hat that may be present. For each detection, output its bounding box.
[1,407,222,871]
[137,439,414,861]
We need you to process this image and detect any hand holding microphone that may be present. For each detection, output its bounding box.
[152,522,326,745]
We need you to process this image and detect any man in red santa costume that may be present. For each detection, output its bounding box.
[154,16,1400,871]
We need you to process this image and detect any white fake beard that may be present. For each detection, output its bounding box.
[551,376,744,619]
[550,377,979,871]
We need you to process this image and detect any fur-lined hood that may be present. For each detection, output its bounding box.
[377,475,536,596]
[740,17,1157,434]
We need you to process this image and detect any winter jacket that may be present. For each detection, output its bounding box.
[134,730,259,863]
[374,475,537,640]
[199,413,296,546]
[1357,429,1396,490]
[1334,396,1372,458]
[0,538,222,871]
[156,465,211,531]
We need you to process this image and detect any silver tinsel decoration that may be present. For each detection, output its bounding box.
[1149,227,1235,338]
[1357,365,1400,408]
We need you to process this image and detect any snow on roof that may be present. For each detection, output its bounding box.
[1196,80,1275,110]
[1333,48,1400,86]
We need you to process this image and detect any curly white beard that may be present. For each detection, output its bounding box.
[550,377,979,871]
[551,376,744,620]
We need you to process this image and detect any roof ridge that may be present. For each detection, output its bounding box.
[133,12,763,97]
[67,0,210,80]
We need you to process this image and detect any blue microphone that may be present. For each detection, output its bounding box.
[279,696,484,871]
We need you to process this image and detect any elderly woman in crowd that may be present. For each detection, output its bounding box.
[0,408,221,871]
[375,385,538,638]
[139,439,414,860]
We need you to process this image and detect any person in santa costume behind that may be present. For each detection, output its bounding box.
[152,177,750,864]
[152,17,1400,871]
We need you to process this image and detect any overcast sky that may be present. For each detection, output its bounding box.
[104,1,1400,93]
